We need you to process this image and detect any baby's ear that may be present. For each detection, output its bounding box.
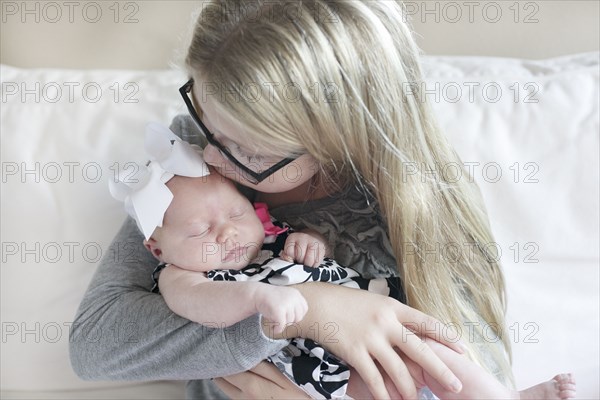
[143,238,163,261]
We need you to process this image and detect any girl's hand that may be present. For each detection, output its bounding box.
[214,361,309,399]
[268,282,464,400]
[347,365,407,400]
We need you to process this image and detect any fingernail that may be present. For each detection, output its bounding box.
[450,378,462,393]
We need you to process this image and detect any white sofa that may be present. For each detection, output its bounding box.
[1,52,598,398]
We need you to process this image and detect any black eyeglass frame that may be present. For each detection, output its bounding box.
[179,79,297,184]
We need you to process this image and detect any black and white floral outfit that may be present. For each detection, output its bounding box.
[152,216,404,399]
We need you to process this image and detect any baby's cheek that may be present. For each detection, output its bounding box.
[181,244,221,272]
[248,229,265,260]
[248,238,263,261]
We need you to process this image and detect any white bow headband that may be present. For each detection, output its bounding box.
[109,122,210,240]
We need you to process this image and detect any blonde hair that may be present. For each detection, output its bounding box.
[186,0,514,385]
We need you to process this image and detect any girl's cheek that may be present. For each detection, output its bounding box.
[203,145,251,184]
[254,163,317,193]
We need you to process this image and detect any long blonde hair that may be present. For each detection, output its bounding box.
[186,0,514,385]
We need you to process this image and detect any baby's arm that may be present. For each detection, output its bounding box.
[409,339,575,400]
[159,264,308,333]
[281,229,331,267]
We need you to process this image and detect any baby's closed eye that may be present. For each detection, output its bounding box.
[188,225,210,238]
[229,209,246,220]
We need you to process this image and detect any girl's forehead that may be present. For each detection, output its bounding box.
[191,77,296,157]
[193,88,251,141]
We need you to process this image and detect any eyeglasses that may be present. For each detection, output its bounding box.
[179,79,297,184]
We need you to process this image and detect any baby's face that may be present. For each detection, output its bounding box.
[153,174,265,271]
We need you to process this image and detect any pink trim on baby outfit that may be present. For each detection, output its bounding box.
[254,202,288,236]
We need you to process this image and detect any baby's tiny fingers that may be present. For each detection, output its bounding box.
[303,250,316,268]
[293,244,305,265]
[273,311,288,334]
[279,251,294,263]
[295,302,308,322]
[308,241,324,267]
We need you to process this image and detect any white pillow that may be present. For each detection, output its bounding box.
[1,66,187,395]
[422,52,599,396]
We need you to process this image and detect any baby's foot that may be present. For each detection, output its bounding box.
[519,374,576,400]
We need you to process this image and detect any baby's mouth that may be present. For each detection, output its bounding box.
[223,246,247,263]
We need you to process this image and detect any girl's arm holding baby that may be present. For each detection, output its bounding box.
[158,229,328,332]
[158,266,307,333]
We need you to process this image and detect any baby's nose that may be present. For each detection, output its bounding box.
[216,224,237,244]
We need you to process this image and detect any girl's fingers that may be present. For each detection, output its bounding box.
[247,362,311,398]
[393,325,462,394]
[213,377,244,399]
[249,361,293,388]
[219,370,262,397]
[401,308,465,354]
[351,350,392,400]
[372,346,418,399]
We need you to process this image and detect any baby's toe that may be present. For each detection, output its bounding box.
[554,373,576,384]
[559,388,577,400]
[553,374,576,400]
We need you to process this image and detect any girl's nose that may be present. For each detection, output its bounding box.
[203,144,225,166]
[216,224,237,244]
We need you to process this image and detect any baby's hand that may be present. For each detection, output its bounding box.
[281,231,328,267]
[254,285,308,334]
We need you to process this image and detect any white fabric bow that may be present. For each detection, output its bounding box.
[109,122,210,240]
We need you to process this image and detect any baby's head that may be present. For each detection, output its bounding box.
[143,172,265,271]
